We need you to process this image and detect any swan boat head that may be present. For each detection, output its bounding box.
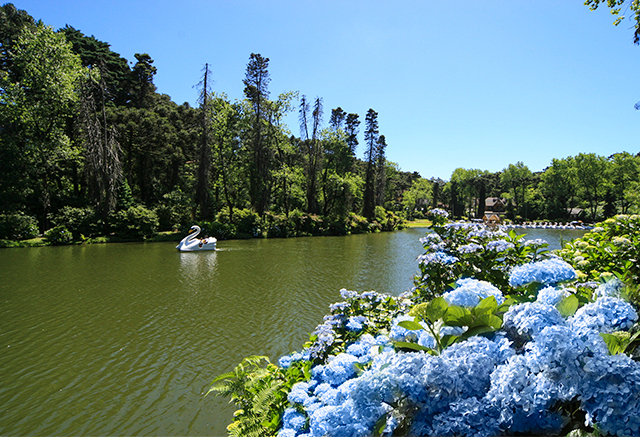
[176,225,217,251]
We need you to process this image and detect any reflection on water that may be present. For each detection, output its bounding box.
[178,250,219,282]
[0,228,584,436]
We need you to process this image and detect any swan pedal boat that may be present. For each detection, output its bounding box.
[176,225,217,251]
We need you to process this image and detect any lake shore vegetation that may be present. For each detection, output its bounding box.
[211,212,640,437]
[3,4,640,247]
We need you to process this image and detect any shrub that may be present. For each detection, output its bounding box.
[109,204,159,239]
[50,206,98,237]
[0,212,39,240]
[345,212,370,234]
[154,189,193,231]
[44,225,73,245]
[215,208,261,237]
[559,214,640,308]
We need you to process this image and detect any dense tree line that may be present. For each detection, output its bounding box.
[426,152,640,223]
[0,4,413,241]
[1,4,639,242]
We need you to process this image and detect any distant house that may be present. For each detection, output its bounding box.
[483,212,502,224]
[567,208,583,219]
[485,197,508,213]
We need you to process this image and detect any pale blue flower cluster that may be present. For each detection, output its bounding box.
[417,251,458,266]
[594,276,625,299]
[443,278,506,307]
[536,285,570,306]
[346,315,368,332]
[485,239,515,252]
[503,302,566,339]
[309,320,337,358]
[279,296,640,437]
[569,296,638,335]
[279,350,311,369]
[457,243,483,254]
[420,234,442,246]
[524,238,548,247]
[509,257,577,287]
[430,208,449,218]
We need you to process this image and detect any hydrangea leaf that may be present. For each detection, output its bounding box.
[474,314,503,330]
[556,294,579,318]
[425,296,449,322]
[393,341,434,353]
[398,319,425,331]
[372,412,389,437]
[460,325,498,341]
[600,333,625,355]
[444,305,471,326]
[475,295,499,315]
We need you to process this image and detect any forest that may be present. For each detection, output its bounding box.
[1,3,639,244]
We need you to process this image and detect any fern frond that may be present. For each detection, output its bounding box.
[252,379,284,416]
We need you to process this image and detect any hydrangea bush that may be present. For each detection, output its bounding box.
[211,212,640,437]
[558,214,639,306]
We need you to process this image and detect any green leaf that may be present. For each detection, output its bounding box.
[556,294,579,318]
[601,333,624,355]
[441,334,459,348]
[398,320,425,331]
[475,314,503,330]
[443,305,470,325]
[460,325,497,340]
[372,412,389,437]
[474,295,498,315]
[425,297,449,322]
[393,341,432,352]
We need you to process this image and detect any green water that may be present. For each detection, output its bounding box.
[0,227,584,436]
[0,229,429,436]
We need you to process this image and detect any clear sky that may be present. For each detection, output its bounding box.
[14,0,640,180]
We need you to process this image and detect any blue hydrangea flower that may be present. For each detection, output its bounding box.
[340,288,358,299]
[569,296,638,335]
[281,407,307,432]
[278,350,310,369]
[443,277,506,307]
[328,301,349,312]
[524,238,548,247]
[430,397,501,437]
[389,314,424,342]
[503,302,566,339]
[417,250,458,266]
[509,257,577,287]
[430,208,449,218]
[486,239,515,252]
[346,315,368,332]
[277,428,297,437]
[580,353,640,436]
[536,286,569,306]
[593,276,625,299]
[311,353,359,387]
[457,243,483,254]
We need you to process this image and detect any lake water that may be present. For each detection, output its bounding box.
[0,227,585,436]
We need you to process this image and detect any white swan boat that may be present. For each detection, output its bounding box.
[176,225,217,251]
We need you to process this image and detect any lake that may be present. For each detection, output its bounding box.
[0,227,585,436]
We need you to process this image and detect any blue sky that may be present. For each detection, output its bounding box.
[15,0,640,180]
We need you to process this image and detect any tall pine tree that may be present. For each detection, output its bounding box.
[362,109,379,219]
[243,53,271,215]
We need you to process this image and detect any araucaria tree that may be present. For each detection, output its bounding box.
[362,108,379,219]
[375,134,388,208]
[243,53,272,215]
